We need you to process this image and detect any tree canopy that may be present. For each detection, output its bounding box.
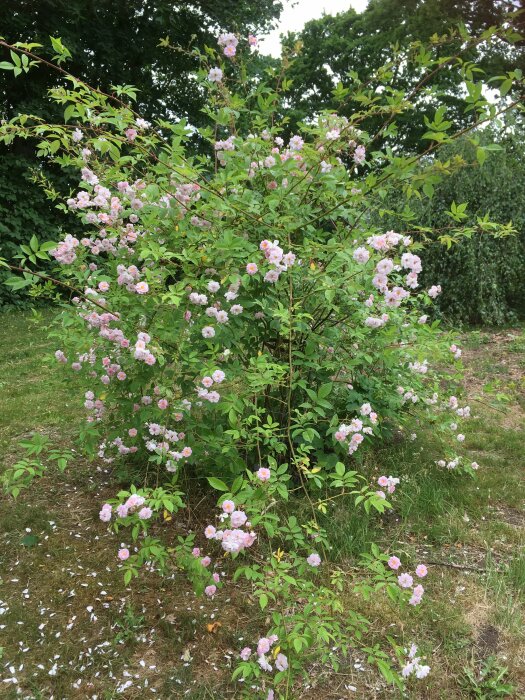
[282,0,525,151]
[1,0,282,121]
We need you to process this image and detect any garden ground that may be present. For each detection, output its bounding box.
[0,310,524,699]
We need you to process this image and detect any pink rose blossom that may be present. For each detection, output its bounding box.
[398,573,414,588]
[222,500,235,514]
[307,552,321,567]
[256,467,271,482]
[388,556,401,570]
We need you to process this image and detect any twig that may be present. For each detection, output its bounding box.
[427,559,495,573]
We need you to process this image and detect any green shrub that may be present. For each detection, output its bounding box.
[401,129,525,325]
[1,27,522,697]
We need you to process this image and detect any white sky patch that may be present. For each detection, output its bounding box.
[259,0,369,57]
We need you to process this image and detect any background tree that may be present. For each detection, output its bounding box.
[282,0,525,151]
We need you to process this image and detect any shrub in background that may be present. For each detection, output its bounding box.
[416,128,525,325]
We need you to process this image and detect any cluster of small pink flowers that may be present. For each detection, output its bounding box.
[110,434,138,456]
[376,475,400,498]
[117,264,142,290]
[185,277,243,335]
[289,134,304,151]
[117,493,147,518]
[367,230,405,252]
[144,429,192,462]
[189,292,208,305]
[240,635,286,673]
[449,343,462,360]
[428,284,442,299]
[136,118,151,130]
[335,404,378,454]
[397,386,420,404]
[204,501,256,554]
[215,136,235,161]
[401,252,422,287]
[258,239,297,284]
[50,234,80,264]
[99,493,153,526]
[353,144,366,164]
[348,230,439,330]
[133,331,156,365]
[401,644,430,679]
[218,32,238,57]
[195,369,225,405]
[387,556,428,605]
[83,390,106,422]
[365,314,389,328]
[436,456,458,469]
[408,359,429,374]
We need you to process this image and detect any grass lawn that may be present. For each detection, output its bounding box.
[0,310,524,699]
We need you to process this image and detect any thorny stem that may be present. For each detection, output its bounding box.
[6,263,116,315]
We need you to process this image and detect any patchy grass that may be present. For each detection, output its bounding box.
[0,313,524,698]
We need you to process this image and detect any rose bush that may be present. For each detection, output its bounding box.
[1,25,523,697]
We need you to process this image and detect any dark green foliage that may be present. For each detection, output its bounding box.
[417,129,525,325]
[0,0,283,122]
[0,153,73,308]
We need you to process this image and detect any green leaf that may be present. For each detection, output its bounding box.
[377,659,394,683]
[206,477,229,492]
[318,382,333,399]
[422,181,434,198]
[476,147,487,166]
[21,534,39,547]
[499,78,512,96]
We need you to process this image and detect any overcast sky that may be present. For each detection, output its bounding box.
[259,0,369,57]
